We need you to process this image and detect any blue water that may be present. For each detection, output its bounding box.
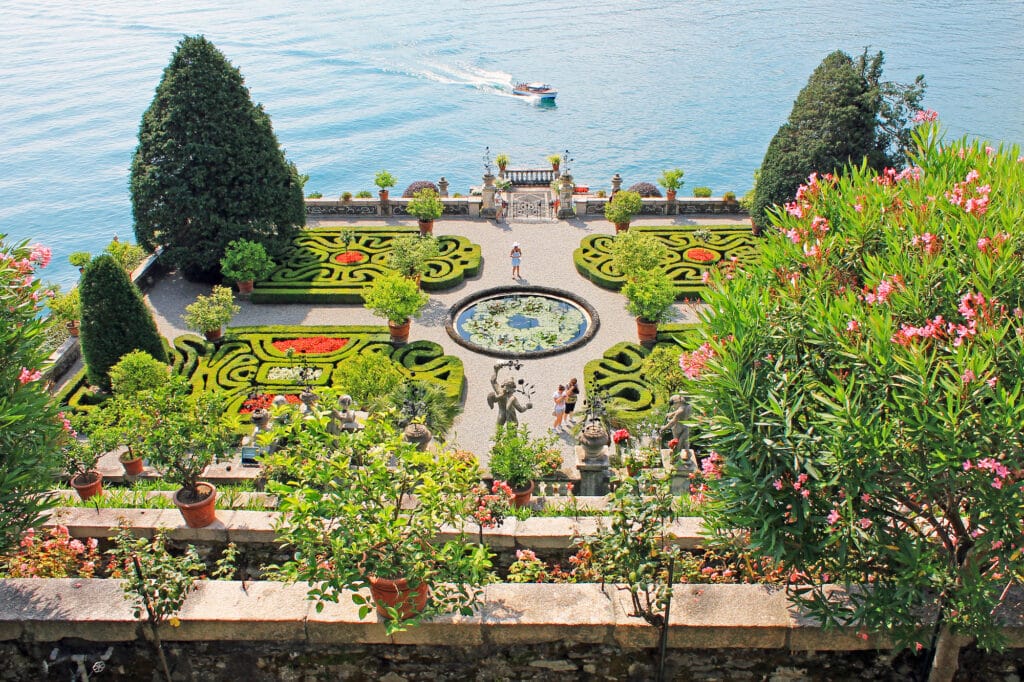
[2,1,1022,287]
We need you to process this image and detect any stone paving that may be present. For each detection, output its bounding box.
[145,211,742,472]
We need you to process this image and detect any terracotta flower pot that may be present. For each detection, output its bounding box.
[511,480,535,508]
[666,190,677,202]
[368,575,429,620]
[121,456,144,476]
[204,328,223,342]
[173,483,218,528]
[636,317,658,347]
[66,320,80,337]
[379,189,390,203]
[236,280,255,296]
[388,318,410,346]
[418,219,434,236]
[70,471,103,501]
[615,222,630,234]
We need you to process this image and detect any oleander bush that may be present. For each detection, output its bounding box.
[626,182,661,198]
[402,180,439,198]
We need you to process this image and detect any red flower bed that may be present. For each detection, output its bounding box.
[685,247,718,263]
[272,337,349,354]
[240,394,302,414]
[334,251,365,264]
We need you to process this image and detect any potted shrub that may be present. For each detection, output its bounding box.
[547,153,562,173]
[693,186,712,198]
[68,251,92,272]
[610,230,669,281]
[658,168,685,202]
[356,190,373,199]
[48,286,81,337]
[488,424,558,507]
[723,191,738,206]
[61,436,103,501]
[388,235,441,284]
[622,269,676,346]
[604,190,643,233]
[374,170,397,202]
[181,285,240,342]
[362,272,428,345]
[270,420,494,633]
[219,239,276,295]
[340,191,352,203]
[405,188,444,235]
[494,153,510,175]
[137,379,236,527]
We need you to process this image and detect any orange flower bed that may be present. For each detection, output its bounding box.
[271,337,349,354]
[334,251,365,264]
[240,393,302,414]
[685,247,718,263]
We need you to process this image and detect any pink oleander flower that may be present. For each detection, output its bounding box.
[859,518,873,530]
[679,342,716,380]
[846,318,860,333]
[961,369,976,384]
[827,509,841,525]
[773,479,783,491]
[911,232,941,256]
[853,203,863,213]
[18,368,42,384]
[29,244,51,268]
[965,169,980,183]
[913,109,938,123]
[987,376,998,389]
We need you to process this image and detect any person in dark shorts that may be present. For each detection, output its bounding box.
[564,377,579,423]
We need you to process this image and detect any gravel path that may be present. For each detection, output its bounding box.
[145,212,738,472]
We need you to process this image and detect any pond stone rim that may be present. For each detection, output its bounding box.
[445,285,600,359]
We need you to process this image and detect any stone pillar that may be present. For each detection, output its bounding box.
[438,177,449,197]
[575,446,610,496]
[557,173,575,220]
[662,447,698,495]
[610,173,622,195]
[481,173,497,218]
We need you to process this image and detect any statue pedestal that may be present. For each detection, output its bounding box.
[575,446,609,496]
[481,173,497,218]
[557,173,575,219]
[662,448,698,495]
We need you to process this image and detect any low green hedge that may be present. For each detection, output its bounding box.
[574,225,760,300]
[251,227,481,303]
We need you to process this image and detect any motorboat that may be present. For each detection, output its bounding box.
[512,82,557,101]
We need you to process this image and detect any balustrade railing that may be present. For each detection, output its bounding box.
[505,168,557,186]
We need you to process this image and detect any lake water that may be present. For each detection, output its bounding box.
[2,0,1021,287]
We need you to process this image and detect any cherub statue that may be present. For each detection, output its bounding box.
[662,393,692,452]
[327,394,359,435]
[487,362,532,426]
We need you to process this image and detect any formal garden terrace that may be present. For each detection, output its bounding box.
[5,36,1022,680]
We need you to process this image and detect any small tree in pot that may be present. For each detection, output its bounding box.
[61,435,103,501]
[657,168,685,201]
[362,272,428,345]
[604,190,643,232]
[610,230,669,281]
[47,286,81,337]
[374,169,397,201]
[488,424,560,507]
[181,285,240,341]
[387,234,441,281]
[405,188,444,235]
[136,378,237,527]
[219,239,276,295]
[270,420,494,633]
[622,269,676,347]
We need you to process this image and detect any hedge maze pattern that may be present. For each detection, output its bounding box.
[58,326,464,418]
[573,225,760,300]
[251,227,481,303]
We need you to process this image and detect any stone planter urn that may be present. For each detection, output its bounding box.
[403,423,432,451]
[578,422,610,462]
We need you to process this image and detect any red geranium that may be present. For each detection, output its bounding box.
[334,251,365,264]
[611,428,630,444]
[272,337,349,354]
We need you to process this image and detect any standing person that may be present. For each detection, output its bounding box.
[563,377,579,423]
[552,384,567,431]
[510,242,522,279]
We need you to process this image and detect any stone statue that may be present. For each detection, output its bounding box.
[662,393,692,452]
[487,362,532,426]
[327,394,359,435]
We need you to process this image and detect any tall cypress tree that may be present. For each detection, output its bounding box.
[751,50,925,232]
[131,35,305,281]
[79,255,168,391]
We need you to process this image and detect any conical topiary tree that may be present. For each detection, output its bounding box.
[79,255,167,391]
[131,35,305,281]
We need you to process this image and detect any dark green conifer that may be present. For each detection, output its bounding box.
[751,50,925,232]
[131,35,305,280]
[79,255,168,391]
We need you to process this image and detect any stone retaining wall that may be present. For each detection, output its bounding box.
[0,580,1020,681]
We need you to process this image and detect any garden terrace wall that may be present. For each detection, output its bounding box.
[1,580,1021,680]
[306,197,478,218]
[576,196,747,216]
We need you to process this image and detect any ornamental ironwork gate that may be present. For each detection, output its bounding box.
[508,191,552,222]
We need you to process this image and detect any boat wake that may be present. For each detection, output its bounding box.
[397,60,516,96]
